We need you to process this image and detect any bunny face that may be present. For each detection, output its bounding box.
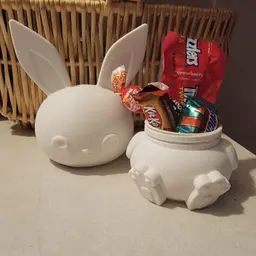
[9,20,148,167]
[35,85,134,166]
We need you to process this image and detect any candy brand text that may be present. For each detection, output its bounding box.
[144,106,162,127]
[184,86,199,98]
[205,111,218,132]
[186,38,201,67]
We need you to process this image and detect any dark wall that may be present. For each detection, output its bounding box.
[216,0,256,153]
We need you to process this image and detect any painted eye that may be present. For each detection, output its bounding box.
[51,135,68,149]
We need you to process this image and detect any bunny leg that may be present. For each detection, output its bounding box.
[186,170,231,210]
[129,166,166,205]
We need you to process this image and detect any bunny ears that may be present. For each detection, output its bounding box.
[97,24,148,90]
[9,20,71,95]
[9,20,148,95]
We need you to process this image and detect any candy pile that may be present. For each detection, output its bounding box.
[111,32,226,134]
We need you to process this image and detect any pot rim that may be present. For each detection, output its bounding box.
[145,121,222,145]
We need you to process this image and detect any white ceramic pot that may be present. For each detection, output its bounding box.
[127,121,239,210]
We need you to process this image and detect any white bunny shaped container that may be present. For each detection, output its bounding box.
[127,121,238,210]
[9,20,148,167]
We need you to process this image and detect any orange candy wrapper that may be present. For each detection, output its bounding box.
[111,65,126,94]
[111,65,142,112]
[111,65,169,113]
[111,65,177,130]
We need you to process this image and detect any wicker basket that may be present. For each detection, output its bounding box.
[0,0,236,125]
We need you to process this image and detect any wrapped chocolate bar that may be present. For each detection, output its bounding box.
[195,97,219,133]
[176,97,219,133]
[111,65,170,113]
[161,32,226,104]
[160,94,178,129]
[135,93,176,131]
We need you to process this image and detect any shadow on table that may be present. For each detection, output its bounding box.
[0,115,7,121]
[51,154,130,176]
[163,158,256,216]
[10,123,35,137]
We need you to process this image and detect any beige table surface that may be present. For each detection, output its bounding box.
[0,118,256,256]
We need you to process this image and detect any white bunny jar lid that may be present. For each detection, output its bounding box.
[9,20,149,167]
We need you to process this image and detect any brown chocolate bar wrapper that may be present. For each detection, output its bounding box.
[138,94,175,131]
[160,93,178,129]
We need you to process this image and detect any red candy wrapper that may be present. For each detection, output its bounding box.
[121,83,170,113]
[121,85,142,112]
[111,65,170,113]
[161,32,227,104]
[111,65,142,112]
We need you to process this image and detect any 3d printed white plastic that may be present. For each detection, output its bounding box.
[127,121,238,210]
[9,20,148,167]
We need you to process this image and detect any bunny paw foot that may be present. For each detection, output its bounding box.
[129,167,166,205]
[186,170,231,210]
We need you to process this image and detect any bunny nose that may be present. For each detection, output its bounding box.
[81,148,89,156]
